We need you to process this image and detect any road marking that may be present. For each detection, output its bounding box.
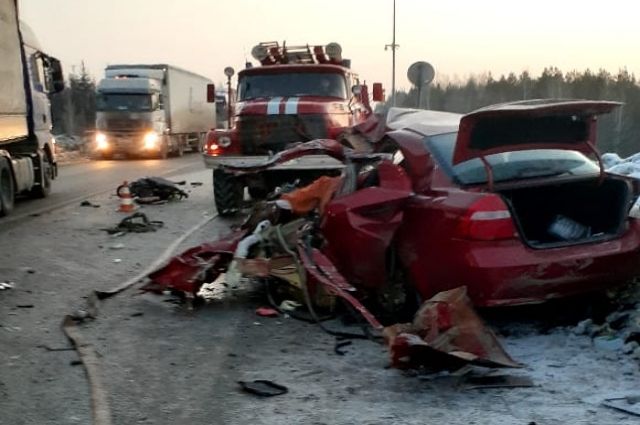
[284,97,299,114]
[267,97,283,115]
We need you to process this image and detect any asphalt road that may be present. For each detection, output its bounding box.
[1,153,639,424]
[4,154,205,224]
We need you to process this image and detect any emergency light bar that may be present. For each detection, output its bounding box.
[251,42,346,66]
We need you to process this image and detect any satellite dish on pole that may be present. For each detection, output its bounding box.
[407,61,435,87]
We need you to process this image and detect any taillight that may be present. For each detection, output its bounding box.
[456,195,517,241]
[204,132,222,156]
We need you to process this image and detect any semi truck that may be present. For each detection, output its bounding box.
[0,0,64,216]
[202,41,384,215]
[94,64,216,159]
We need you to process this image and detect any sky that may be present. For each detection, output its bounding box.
[18,0,640,91]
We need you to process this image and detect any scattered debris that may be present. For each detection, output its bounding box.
[279,300,302,312]
[130,312,144,318]
[0,281,15,290]
[190,181,203,186]
[126,177,188,204]
[238,380,288,397]
[16,304,34,308]
[459,374,534,390]
[383,287,521,371]
[603,396,640,416]
[109,243,125,250]
[112,259,122,264]
[102,212,164,234]
[255,307,279,317]
[80,200,101,208]
[334,339,352,356]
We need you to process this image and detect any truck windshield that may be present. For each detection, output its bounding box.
[238,72,347,100]
[96,93,153,112]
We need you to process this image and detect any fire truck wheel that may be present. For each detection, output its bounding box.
[213,169,243,216]
[0,157,15,216]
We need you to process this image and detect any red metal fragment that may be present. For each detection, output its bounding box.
[384,287,520,370]
[143,231,246,296]
[297,244,382,330]
[255,307,280,318]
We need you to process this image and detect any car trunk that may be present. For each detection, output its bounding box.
[499,176,631,248]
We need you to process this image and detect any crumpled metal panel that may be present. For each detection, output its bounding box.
[143,231,245,295]
[384,287,520,370]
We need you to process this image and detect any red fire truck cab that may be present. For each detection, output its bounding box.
[202,41,383,216]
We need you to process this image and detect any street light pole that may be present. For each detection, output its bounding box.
[385,0,399,106]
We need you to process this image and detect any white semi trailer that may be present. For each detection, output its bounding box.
[0,0,64,216]
[94,64,216,159]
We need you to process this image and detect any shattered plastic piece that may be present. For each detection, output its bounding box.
[238,380,288,397]
[112,259,122,263]
[279,300,302,312]
[255,307,279,318]
[384,287,520,370]
[109,243,125,250]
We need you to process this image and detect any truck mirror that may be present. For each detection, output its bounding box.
[207,84,216,103]
[372,83,384,102]
[351,85,362,97]
[49,57,65,94]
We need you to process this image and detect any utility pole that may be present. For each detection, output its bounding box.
[385,0,399,106]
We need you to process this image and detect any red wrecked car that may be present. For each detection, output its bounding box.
[341,99,640,307]
[149,100,640,313]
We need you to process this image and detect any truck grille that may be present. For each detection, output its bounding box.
[237,114,327,155]
[104,118,150,130]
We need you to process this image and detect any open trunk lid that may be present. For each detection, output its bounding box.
[452,100,621,166]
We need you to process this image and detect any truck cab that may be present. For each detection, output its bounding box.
[203,42,383,215]
[94,64,214,159]
[0,2,64,217]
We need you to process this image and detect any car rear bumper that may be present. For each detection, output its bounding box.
[445,223,640,306]
[202,154,344,171]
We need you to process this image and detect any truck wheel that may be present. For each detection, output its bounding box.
[213,169,243,216]
[0,158,15,216]
[31,153,52,198]
[158,138,169,159]
[176,137,185,157]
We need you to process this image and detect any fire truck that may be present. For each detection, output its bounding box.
[202,41,384,216]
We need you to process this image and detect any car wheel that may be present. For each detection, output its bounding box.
[30,152,52,198]
[375,248,421,324]
[0,157,15,216]
[213,169,243,216]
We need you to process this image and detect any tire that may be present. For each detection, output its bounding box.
[213,169,243,216]
[158,137,169,159]
[0,158,15,216]
[30,152,52,198]
[176,137,185,157]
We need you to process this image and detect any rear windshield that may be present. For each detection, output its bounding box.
[425,132,600,185]
[238,72,347,100]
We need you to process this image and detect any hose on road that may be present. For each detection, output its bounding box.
[62,213,218,425]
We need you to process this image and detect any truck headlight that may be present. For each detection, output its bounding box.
[96,133,108,150]
[144,132,159,149]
